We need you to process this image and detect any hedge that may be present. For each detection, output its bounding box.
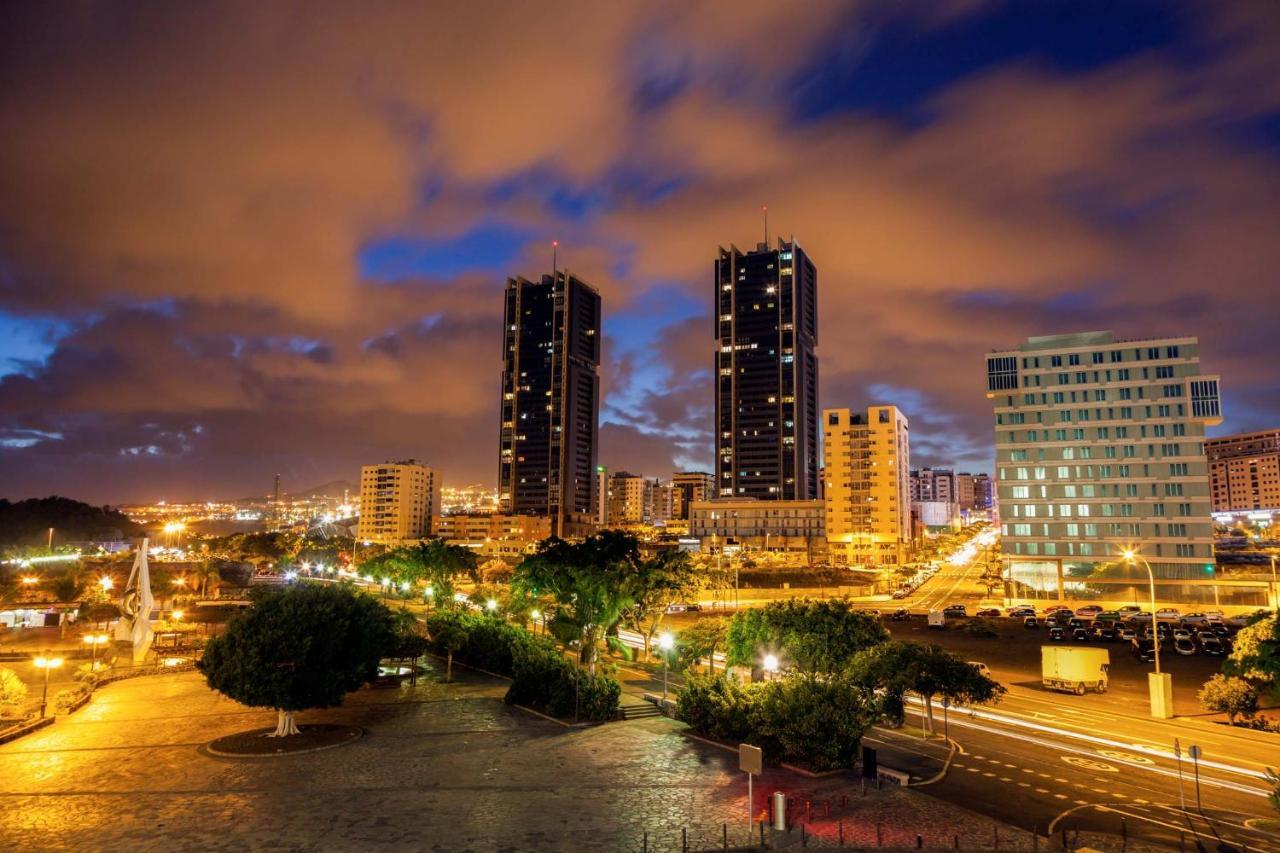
[676,674,880,771]
[425,611,620,722]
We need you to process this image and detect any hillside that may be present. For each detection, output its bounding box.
[0,496,146,547]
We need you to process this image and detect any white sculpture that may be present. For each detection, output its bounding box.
[114,538,155,663]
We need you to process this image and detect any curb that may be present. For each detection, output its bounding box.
[910,736,959,787]
[0,716,54,746]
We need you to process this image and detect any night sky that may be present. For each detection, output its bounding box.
[2,1,1278,504]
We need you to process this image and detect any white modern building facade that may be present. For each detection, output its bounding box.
[985,331,1253,607]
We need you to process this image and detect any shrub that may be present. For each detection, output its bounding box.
[0,668,28,717]
[750,676,879,771]
[1199,674,1258,724]
[676,674,754,744]
[54,686,89,714]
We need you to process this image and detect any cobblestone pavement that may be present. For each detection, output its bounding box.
[0,663,1078,852]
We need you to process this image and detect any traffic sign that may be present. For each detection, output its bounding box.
[739,743,763,775]
[1188,745,1202,760]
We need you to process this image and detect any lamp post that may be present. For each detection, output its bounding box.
[659,632,674,699]
[171,611,184,648]
[82,633,109,669]
[1123,549,1171,718]
[762,653,778,682]
[33,653,64,718]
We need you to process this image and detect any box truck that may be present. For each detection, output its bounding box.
[1041,646,1109,695]
[927,610,946,628]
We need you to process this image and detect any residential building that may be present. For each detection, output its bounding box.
[986,331,1239,606]
[822,406,911,566]
[431,513,552,555]
[910,467,956,503]
[498,270,601,538]
[955,472,994,511]
[1205,429,1280,512]
[606,471,653,527]
[688,498,824,554]
[671,471,716,520]
[357,460,438,544]
[652,480,675,524]
[594,465,609,527]
[714,238,819,501]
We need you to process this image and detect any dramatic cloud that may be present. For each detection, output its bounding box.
[1,1,1278,502]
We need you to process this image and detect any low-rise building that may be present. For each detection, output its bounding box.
[688,498,824,555]
[1205,429,1280,513]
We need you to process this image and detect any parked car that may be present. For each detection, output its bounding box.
[968,662,991,678]
[1093,624,1117,641]
[1048,626,1066,641]
[1068,618,1087,630]
[1210,624,1231,638]
[891,589,909,599]
[1095,611,1121,621]
[1173,628,1193,641]
[889,609,910,621]
[1119,627,1137,642]
[975,608,1001,618]
[943,604,968,616]
[1024,616,1040,629]
[1156,608,1181,620]
[1075,605,1103,617]
[1199,635,1227,656]
[1180,613,1210,625]
[1071,627,1090,642]
[1131,638,1157,662]
[1174,637,1197,656]
[1007,606,1036,618]
[1042,605,1071,616]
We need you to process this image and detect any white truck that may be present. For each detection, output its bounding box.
[1041,646,1109,695]
[927,610,946,628]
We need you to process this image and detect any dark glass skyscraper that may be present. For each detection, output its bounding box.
[499,270,601,537]
[714,239,818,500]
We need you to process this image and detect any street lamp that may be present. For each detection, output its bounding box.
[171,611,184,648]
[82,633,109,669]
[20,575,39,587]
[33,654,64,718]
[98,576,113,592]
[485,598,498,613]
[658,632,675,699]
[1122,549,1171,718]
[762,653,779,681]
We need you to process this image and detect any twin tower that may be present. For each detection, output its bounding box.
[498,239,818,537]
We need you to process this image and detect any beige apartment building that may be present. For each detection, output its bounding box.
[823,406,911,566]
[688,498,824,555]
[357,460,439,544]
[985,331,1251,607]
[606,471,654,526]
[1205,429,1280,513]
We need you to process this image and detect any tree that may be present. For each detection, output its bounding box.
[725,599,888,678]
[0,667,27,717]
[1226,614,1279,687]
[361,539,478,603]
[428,613,468,682]
[80,601,121,630]
[851,641,1004,735]
[1198,674,1259,724]
[678,617,729,674]
[625,549,701,660]
[511,531,643,673]
[197,583,397,737]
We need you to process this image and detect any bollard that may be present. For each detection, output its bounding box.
[1033,826,1038,852]
[643,831,648,853]
[722,822,728,851]
[772,791,787,832]
[839,818,845,848]
[1060,828,1066,851]
[916,834,923,849]
[876,822,883,847]
[682,827,687,853]
[801,824,807,847]
[1179,831,1185,853]
[954,834,960,849]
[1121,817,1127,851]
[760,821,766,847]
[994,824,1000,850]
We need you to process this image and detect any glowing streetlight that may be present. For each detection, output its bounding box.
[98,576,113,592]
[485,598,498,612]
[172,576,187,587]
[33,654,64,718]
[162,521,186,534]
[1122,548,1170,718]
[658,632,675,699]
[20,576,39,586]
[82,633,110,668]
[762,654,779,678]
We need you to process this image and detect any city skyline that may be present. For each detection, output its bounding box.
[3,3,1280,505]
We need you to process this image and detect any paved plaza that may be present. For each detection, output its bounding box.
[0,664,1045,851]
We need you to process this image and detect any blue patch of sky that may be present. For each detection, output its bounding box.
[790,1,1186,125]
[0,311,72,377]
[358,222,532,282]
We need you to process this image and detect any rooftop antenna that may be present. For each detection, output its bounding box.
[762,205,769,245]
[552,240,559,274]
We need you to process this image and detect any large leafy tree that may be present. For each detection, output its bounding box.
[1226,614,1279,687]
[678,617,730,674]
[361,539,478,603]
[851,641,1004,735]
[625,549,701,659]
[511,531,643,673]
[725,598,888,677]
[197,583,398,737]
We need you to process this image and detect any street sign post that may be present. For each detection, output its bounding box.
[1173,739,1186,811]
[740,744,763,840]
[1188,745,1203,811]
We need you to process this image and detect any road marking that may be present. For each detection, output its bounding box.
[1018,782,1031,788]
[966,767,979,773]
[1062,756,1118,773]
[1054,794,1068,799]
[1035,788,1050,794]
[1000,776,1013,782]
[1133,798,1148,804]
[983,772,996,777]
[1075,799,1089,805]
[1098,749,1153,765]
[1021,768,1035,774]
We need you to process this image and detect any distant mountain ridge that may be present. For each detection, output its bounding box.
[230,479,355,503]
[0,496,146,546]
